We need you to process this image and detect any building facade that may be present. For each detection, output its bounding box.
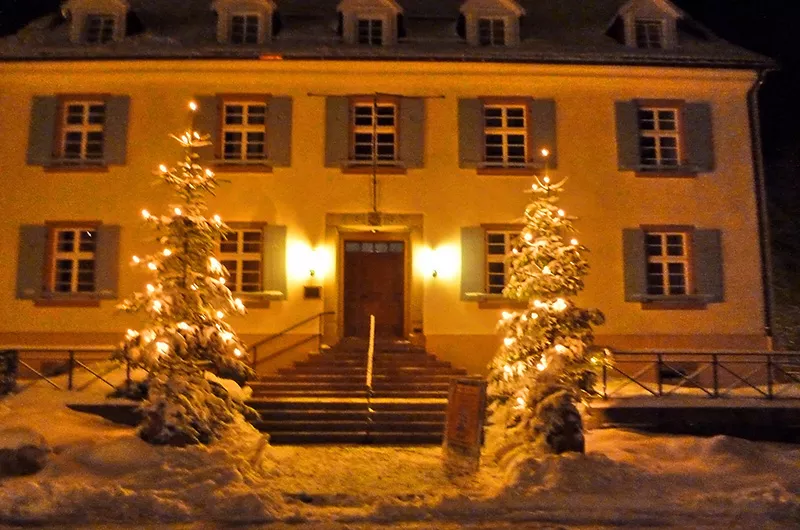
[0,0,773,375]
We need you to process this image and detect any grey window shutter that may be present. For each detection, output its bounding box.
[460,226,485,300]
[530,98,557,168]
[16,225,48,299]
[683,102,715,172]
[104,96,130,165]
[693,229,723,302]
[399,97,424,168]
[27,96,58,166]
[95,225,121,299]
[325,96,350,167]
[458,98,483,168]
[193,96,220,163]
[622,228,646,302]
[615,101,640,171]
[262,225,287,300]
[267,96,292,167]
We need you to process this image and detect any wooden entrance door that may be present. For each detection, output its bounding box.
[343,240,405,338]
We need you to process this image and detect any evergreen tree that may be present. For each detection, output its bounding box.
[114,102,255,445]
[487,173,608,454]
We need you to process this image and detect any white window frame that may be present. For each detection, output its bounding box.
[51,227,97,293]
[84,14,116,44]
[485,229,519,295]
[635,19,665,49]
[230,13,261,44]
[60,100,106,162]
[483,103,528,167]
[221,101,268,162]
[219,227,263,293]
[645,231,691,296]
[356,18,383,45]
[351,100,398,164]
[477,17,505,46]
[637,106,681,168]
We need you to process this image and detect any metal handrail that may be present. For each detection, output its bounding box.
[601,350,800,400]
[0,345,117,392]
[248,311,334,370]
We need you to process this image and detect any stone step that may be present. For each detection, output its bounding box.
[255,410,446,423]
[266,431,443,445]
[258,374,461,383]
[247,399,447,412]
[254,420,444,434]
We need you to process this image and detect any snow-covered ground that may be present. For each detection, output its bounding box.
[1,368,798,528]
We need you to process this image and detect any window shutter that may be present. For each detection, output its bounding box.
[622,228,646,302]
[104,96,130,165]
[262,225,286,300]
[458,98,483,168]
[95,225,121,299]
[27,96,58,166]
[16,225,47,299]
[683,102,715,172]
[693,229,723,302]
[267,96,292,167]
[193,96,220,163]
[324,96,350,167]
[615,101,640,171]
[460,226,485,300]
[530,98,557,168]
[399,97,424,168]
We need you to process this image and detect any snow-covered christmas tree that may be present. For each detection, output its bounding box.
[487,168,607,454]
[114,101,255,445]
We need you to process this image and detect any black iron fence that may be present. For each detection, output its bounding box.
[0,345,117,393]
[601,350,800,400]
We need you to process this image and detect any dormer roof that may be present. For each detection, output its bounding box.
[62,0,130,15]
[337,0,404,15]
[617,0,682,20]
[460,0,525,17]
[212,0,277,10]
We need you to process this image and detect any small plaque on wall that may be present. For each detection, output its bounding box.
[304,286,322,299]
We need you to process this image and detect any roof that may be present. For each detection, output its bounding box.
[0,0,773,69]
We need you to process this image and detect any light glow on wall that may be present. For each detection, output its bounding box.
[416,244,459,281]
[287,240,332,281]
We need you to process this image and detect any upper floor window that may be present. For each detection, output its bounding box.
[478,18,505,46]
[637,106,679,168]
[352,100,397,163]
[635,19,664,49]
[645,231,689,296]
[52,227,97,293]
[222,101,267,161]
[84,14,116,44]
[484,104,527,167]
[60,101,106,162]
[220,227,263,293]
[357,19,383,45]
[230,14,260,44]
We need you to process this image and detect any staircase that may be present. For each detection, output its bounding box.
[247,338,469,444]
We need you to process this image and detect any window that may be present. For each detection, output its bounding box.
[357,19,383,45]
[60,101,106,162]
[478,18,505,46]
[637,106,679,168]
[84,14,115,44]
[483,104,527,167]
[219,227,263,293]
[50,228,96,293]
[230,14,260,44]
[352,100,397,163]
[645,231,689,296]
[635,19,664,49]
[222,102,267,162]
[486,230,518,294]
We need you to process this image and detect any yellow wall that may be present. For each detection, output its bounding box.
[0,60,768,366]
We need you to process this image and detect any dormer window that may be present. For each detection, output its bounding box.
[460,0,525,48]
[357,18,383,45]
[635,19,664,49]
[338,0,402,46]
[84,14,115,44]
[230,14,260,44]
[478,18,505,46]
[212,0,276,45]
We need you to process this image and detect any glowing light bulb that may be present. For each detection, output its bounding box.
[524,233,533,241]
[205,169,214,177]
[156,341,169,355]
[163,249,172,257]
[174,207,182,216]
[541,148,549,158]
[152,300,162,313]
[503,337,515,347]
[554,344,568,354]
[148,262,158,271]
[571,238,579,246]
[146,284,155,293]
[552,299,567,312]
[177,322,190,330]
[590,357,599,365]
[132,255,141,264]
[220,331,233,343]
[512,248,519,254]
[190,284,198,291]
[141,209,150,219]
[126,329,139,339]
[234,298,245,311]
[213,214,222,224]
[216,311,225,319]
[536,357,548,371]
[502,311,511,320]
[233,348,242,357]
[159,164,167,173]
[558,209,565,217]
[209,257,222,273]
[188,101,198,112]
[219,277,226,285]
[542,266,551,275]
[504,364,513,374]
[193,132,200,139]
[515,396,526,409]
[543,176,551,184]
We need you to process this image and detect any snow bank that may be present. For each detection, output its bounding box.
[0,372,798,527]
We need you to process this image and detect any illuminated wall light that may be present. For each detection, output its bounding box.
[417,244,459,280]
[287,241,332,282]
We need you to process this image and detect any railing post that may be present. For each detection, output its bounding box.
[712,354,719,398]
[657,353,663,396]
[602,363,607,399]
[252,347,259,373]
[318,312,324,352]
[67,350,75,391]
[767,354,773,400]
